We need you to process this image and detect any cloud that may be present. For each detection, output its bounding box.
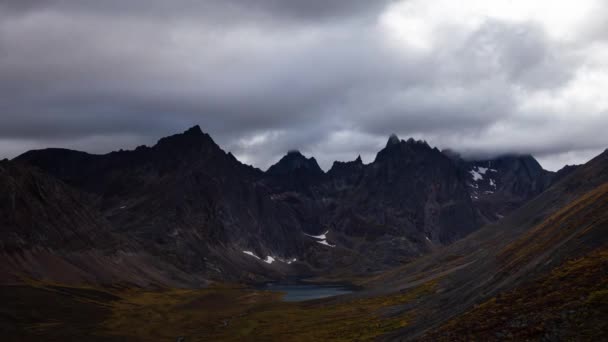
[0,0,394,24]
[0,0,607,171]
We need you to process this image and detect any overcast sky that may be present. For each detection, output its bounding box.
[1,1,607,171]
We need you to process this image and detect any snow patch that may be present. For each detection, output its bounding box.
[243,251,296,265]
[469,166,498,182]
[119,205,126,209]
[317,240,335,247]
[304,230,329,240]
[469,169,484,181]
[489,178,496,188]
[243,251,261,260]
[305,230,335,247]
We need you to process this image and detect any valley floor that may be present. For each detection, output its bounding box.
[3,246,607,342]
[1,279,436,341]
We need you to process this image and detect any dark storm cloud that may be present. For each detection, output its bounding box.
[0,0,607,170]
[0,0,393,23]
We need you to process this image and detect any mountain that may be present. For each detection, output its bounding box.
[310,136,481,271]
[9,127,558,284]
[267,150,324,177]
[369,149,608,340]
[265,150,326,194]
[0,159,114,255]
[0,160,204,287]
[462,154,555,223]
[14,126,317,283]
[417,152,608,340]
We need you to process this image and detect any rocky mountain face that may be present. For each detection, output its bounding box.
[372,149,608,341]
[0,160,114,253]
[6,127,561,284]
[14,126,316,284]
[462,154,555,223]
[305,137,483,271]
[0,160,208,286]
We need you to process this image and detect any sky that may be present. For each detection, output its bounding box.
[1,0,607,171]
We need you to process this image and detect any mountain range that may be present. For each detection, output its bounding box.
[2,125,568,285]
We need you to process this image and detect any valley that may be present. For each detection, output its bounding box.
[1,127,607,341]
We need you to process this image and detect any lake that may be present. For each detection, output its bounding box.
[260,283,355,302]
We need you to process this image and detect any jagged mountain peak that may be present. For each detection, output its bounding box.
[386,133,400,147]
[375,135,438,164]
[384,134,431,150]
[183,124,203,135]
[287,149,303,156]
[155,125,215,149]
[267,150,324,176]
[328,155,365,176]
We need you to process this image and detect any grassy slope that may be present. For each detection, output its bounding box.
[419,182,608,341]
[420,248,608,341]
